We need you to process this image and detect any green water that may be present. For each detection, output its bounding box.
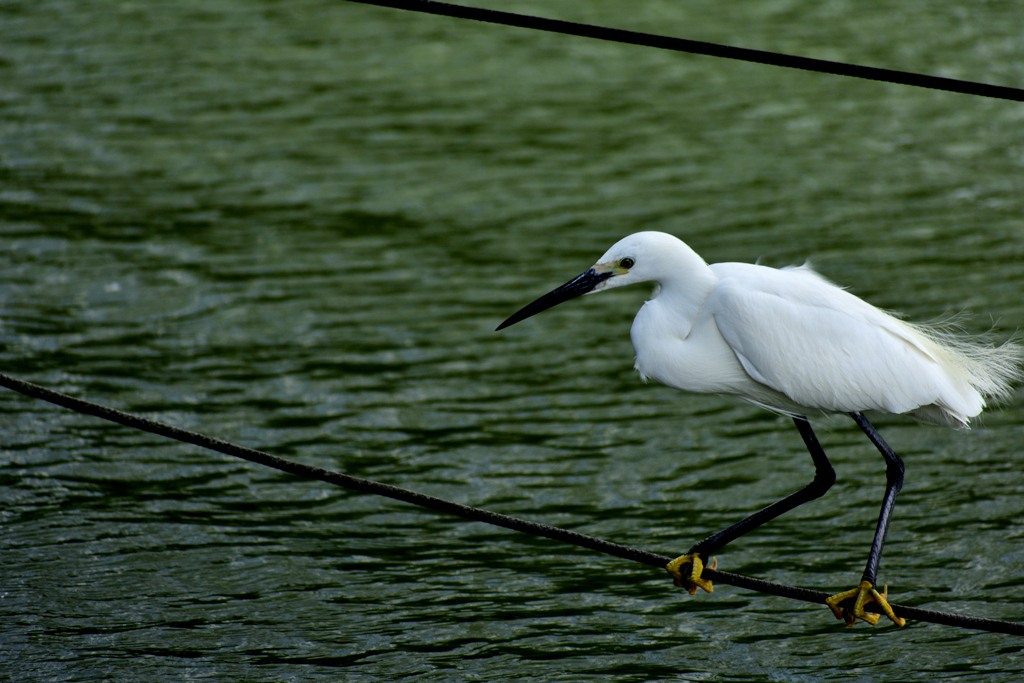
[3,1,1024,680]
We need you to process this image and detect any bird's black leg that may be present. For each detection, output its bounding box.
[822,412,907,627]
[667,416,835,592]
[687,416,836,558]
[849,411,905,586]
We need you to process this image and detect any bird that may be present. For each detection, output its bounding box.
[496,231,1021,627]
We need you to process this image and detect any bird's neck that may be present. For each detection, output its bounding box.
[647,249,717,339]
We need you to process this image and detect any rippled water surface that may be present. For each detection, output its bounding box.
[3,1,1024,680]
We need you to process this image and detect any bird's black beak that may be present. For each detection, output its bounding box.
[496,268,614,331]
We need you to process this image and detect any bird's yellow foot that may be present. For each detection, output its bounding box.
[665,554,716,595]
[825,580,906,627]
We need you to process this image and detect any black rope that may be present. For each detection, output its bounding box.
[344,0,1024,102]
[2,372,1022,635]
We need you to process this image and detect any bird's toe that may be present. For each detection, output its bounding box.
[825,580,905,627]
[666,553,715,595]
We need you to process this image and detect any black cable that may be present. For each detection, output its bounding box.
[344,0,1024,102]
[2,371,1023,635]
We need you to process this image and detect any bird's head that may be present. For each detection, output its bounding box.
[496,232,684,330]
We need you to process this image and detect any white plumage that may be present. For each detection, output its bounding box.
[590,232,1019,428]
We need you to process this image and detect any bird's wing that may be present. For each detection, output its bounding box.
[707,265,953,416]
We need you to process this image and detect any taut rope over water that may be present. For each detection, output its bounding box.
[2,372,1022,635]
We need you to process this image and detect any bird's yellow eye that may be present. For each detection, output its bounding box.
[620,257,635,269]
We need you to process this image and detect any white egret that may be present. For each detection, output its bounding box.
[497,231,1021,627]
